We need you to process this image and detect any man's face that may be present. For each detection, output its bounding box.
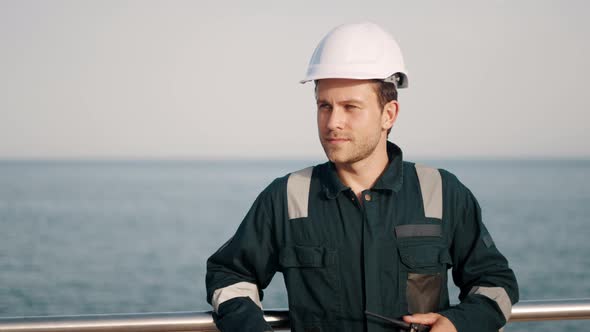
[316,79,392,165]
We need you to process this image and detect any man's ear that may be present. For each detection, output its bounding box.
[382,100,399,131]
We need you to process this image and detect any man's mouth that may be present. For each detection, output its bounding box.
[325,137,350,144]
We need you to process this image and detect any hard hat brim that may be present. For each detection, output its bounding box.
[300,71,408,88]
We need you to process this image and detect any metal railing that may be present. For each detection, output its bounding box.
[1,299,589,332]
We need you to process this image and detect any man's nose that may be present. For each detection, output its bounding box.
[326,107,345,131]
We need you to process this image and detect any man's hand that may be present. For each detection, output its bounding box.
[403,313,457,332]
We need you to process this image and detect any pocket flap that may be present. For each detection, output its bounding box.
[279,246,334,268]
[398,244,448,269]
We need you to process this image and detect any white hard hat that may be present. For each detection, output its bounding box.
[300,22,408,88]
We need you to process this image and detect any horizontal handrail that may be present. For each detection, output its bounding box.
[0,299,589,332]
[510,298,590,321]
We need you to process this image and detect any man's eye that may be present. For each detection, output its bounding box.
[318,104,332,110]
[345,104,359,110]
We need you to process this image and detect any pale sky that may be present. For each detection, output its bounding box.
[1,0,588,159]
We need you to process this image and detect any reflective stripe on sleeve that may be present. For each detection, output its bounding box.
[469,286,512,322]
[415,164,443,219]
[211,281,262,313]
[287,167,314,220]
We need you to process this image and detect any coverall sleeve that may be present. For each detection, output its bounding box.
[438,182,519,332]
[206,187,280,332]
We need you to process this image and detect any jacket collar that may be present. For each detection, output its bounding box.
[322,141,404,199]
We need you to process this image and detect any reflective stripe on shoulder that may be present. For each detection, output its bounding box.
[287,166,314,220]
[469,286,512,322]
[415,164,443,219]
[211,281,262,313]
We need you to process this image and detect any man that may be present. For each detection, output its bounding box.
[206,22,518,332]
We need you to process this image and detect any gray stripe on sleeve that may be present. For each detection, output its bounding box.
[287,167,314,220]
[415,164,443,219]
[469,286,512,322]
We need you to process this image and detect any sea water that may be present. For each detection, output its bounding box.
[1,159,589,332]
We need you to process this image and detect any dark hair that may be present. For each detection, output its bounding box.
[371,80,397,136]
[371,79,398,107]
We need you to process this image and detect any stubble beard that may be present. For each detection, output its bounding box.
[322,131,382,165]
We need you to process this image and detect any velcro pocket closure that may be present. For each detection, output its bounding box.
[279,245,335,268]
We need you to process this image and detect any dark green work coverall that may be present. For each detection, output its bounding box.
[206,142,519,332]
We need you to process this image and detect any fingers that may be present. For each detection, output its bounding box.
[402,312,441,325]
[403,313,458,332]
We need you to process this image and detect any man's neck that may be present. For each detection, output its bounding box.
[333,140,390,199]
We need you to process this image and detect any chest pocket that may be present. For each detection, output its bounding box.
[396,224,452,314]
[279,245,341,322]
